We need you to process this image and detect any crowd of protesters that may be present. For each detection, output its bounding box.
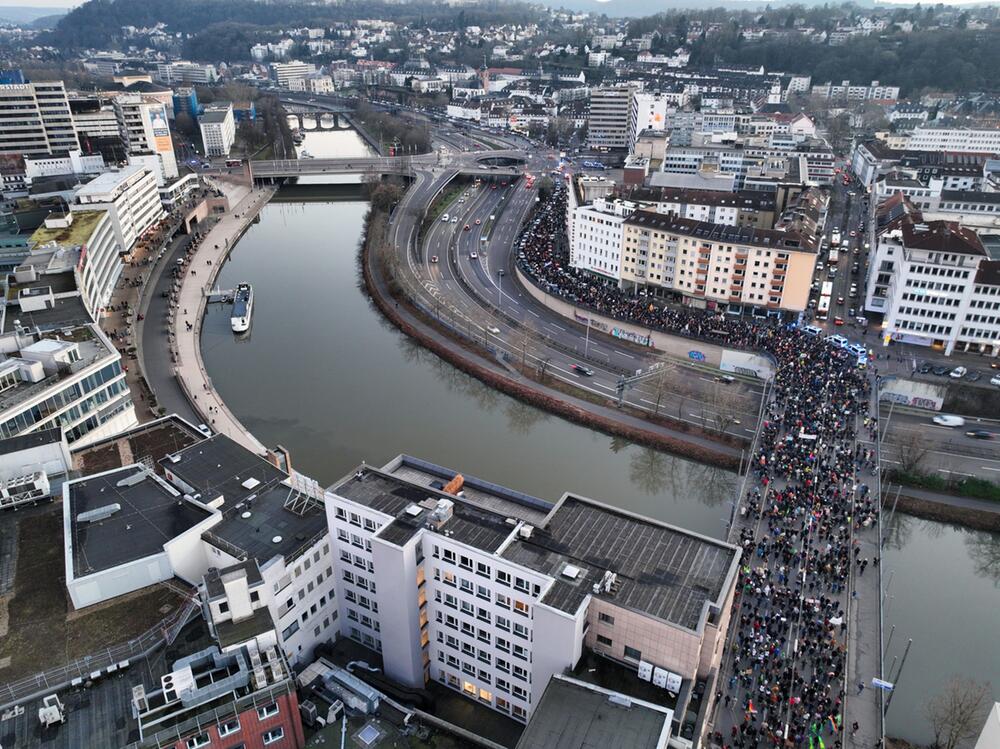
[516,181,880,748]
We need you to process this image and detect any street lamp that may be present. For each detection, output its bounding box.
[497,269,503,312]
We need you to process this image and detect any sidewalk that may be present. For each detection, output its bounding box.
[168,183,274,456]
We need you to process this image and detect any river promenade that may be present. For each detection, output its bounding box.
[167,181,275,455]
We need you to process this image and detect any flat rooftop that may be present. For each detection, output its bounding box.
[74,164,146,199]
[1,295,93,333]
[72,414,205,476]
[384,455,551,525]
[334,467,519,553]
[162,434,327,561]
[502,495,739,631]
[28,209,105,248]
[516,676,672,749]
[67,466,211,577]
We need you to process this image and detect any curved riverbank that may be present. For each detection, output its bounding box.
[362,206,743,472]
[168,181,275,455]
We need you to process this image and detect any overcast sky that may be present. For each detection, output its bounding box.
[0,1,81,8]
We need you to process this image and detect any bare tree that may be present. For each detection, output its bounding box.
[537,357,551,382]
[894,428,933,475]
[925,677,992,749]
[707,383,745,436]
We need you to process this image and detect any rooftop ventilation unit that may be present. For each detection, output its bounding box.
[607,694,632,708]
[404,504,423,518]
[561,564,582,580]
[518,525,534,540]
[116,471,148,488]
[426,498,454,530]
[77,503,122,524]
[241,477,261,490]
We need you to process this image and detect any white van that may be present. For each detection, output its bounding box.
[441,213,449,223]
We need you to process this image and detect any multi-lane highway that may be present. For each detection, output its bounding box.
[377,133,765,442]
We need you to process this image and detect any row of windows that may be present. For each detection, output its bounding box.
[437,668,530,717]
[183,704,283,749]
[0,361,124,439]
[899,293,961,307]
[895,306,957,322]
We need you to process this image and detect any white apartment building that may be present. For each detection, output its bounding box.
[810,80,900,101]
[269,61,317,89]
[28,208,123,318]
[113,94,178,182]
[155,61,219,85]
[72,164,164,253]
[906,125,1000,155]
[199,104,236,157]
[0,81,79,156]
[325,456,740,729]
[569,198,638,280]
[627,92,679,148]
[587,87,632,151]
[621,211,819,314]
[0,324,135,446]
[866,215,1000,355]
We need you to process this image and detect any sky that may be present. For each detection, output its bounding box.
[0,1,78,8]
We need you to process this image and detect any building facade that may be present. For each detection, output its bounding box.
[620,211,818,314]
[865,216,1000,356]
[199,104,236,157]
[587,87,632,151]
[72,164,164,254]
[0,81,79,157]
[113,93,179,183]
[324,456,740,729]
[0,325,135,446]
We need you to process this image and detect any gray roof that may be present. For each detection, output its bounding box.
[516,676,671,749]
[1,295,93,333]
[162,434,326,562]
[204,559,263,601]
[502,495,739,631]
[0,427,63,456]
[333,467,517,553]
[68,466,211,577]
[199,108,231,124]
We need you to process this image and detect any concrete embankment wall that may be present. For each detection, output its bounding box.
[362,218,742,471]
[514,266,775,379]
[878,377,947,411]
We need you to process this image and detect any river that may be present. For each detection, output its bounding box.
[201,131,1000,744]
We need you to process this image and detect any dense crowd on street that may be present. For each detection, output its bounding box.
[516,181,880,747]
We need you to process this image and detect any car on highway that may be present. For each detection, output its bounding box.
[837,296,845,305]
[966,370,982,382]
[469,251,478,259]
[833,316,845,326]
[918,362,933,374]
[933,414,966,427]
[486,326,501,335]
[966,430,994,440]
[430,255,439,263]
[475,219,481,225]
[438,212,448,223]
[932,365,950,376]
[464,224,470,231]
[991,375,1000,386]
[571,364,594,376]
[949,366,967,378]
[451,217,458,223]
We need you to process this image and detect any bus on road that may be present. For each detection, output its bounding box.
[816,296,831,320]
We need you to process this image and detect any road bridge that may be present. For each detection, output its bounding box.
[248,155,523,181]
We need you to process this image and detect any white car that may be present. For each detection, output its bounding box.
[487,326,501,335]
[991,375,1000,387]
[949,366,968,379]
[933,415,966,427]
